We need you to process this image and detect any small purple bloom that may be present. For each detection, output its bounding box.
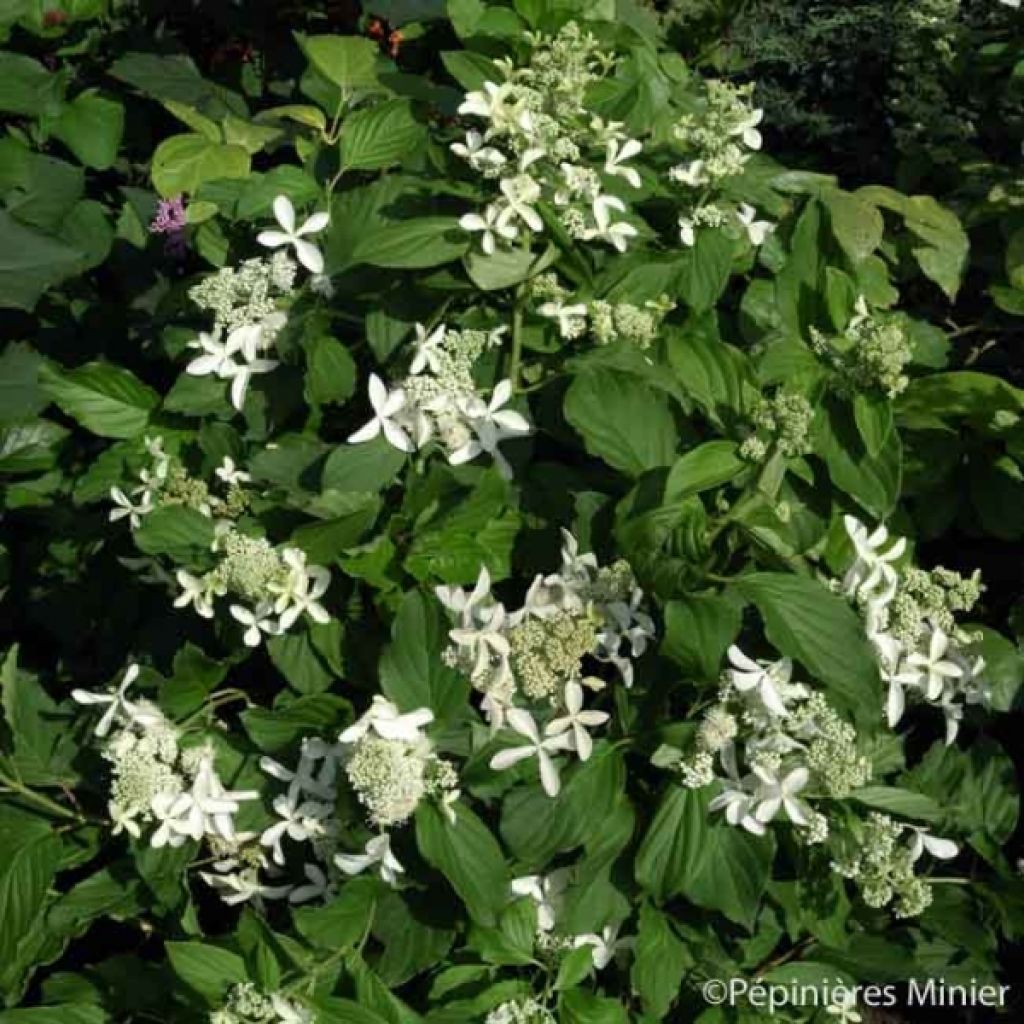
[150,195,188,257]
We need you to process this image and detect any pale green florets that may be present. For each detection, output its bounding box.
[790,694,872,798]
[106,722,182,821]
[672,80,760,184]
[189,253,297,333]
[699,706,738,753]
[345,736,428,828]
[832,813,934,918]
[680,749,716,789]
[209,533,290,604]
[486,998,557,1024]
[508,610,600,701]
[887,566,984,650]
[741,390,814,460]
[210,983,311,1024]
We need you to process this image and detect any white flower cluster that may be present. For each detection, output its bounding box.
[73,665,257,848]
[485,999,556,1024]
[508,869,632,972]
[202,698,454,908]
[109,438,332,648]
[676,646,871,844]
[838,516,990,744]
[453,22,641,255]
[530,272,673,350]
[185,195,329,411]
[347,322,529,477]
[210,982,313,1024]
[670,79,775,248]
[437,531,653,796]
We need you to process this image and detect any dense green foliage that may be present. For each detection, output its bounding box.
[1,2,1022,1023]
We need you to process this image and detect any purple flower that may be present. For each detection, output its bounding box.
[150,195,188,257]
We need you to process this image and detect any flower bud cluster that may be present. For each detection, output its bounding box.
[209,983,313,1024]
[740,389,815,461]
[485,999,556,1024]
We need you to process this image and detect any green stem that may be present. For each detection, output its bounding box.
[509,287,526,393]
[0,770,83,823]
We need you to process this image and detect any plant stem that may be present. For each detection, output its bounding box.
[0,769,84,822]
[509,286,526,393]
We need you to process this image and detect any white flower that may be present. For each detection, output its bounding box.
[604,138,643,188]
[825,990,862,1024]
[509,869,571,931]
[149,791,194,848]
[190,750,259,842]
[260,788,332,866]
[490,708,573,797]
[348,374,415,453]
[905,629,964,700]
[224,356,279,412]
[230,602,282,647]
[538,299,588,338]
[736,203,774,246]
[410,322,447,375]
[108,800,142,839]
[678,216,695,247]
[186,330,233,378]
[215,456,250,486]
[274,548,331,630]
[260,737,340,801]
[288,862,334,904]
[573,922,632,970]
[201,868,292,907]
[335,834,405,886]
[174,569,217,619]
[752,765,810,826]
[545,681,609,762]
[226,311,287,361]
[907,827,958,863]
[731,108,764,150]
[257,195,329,274]
[583,195,637,252]
[842,516,905,604]
[709,783,767,835]
[72,663,149,738]
[450,379,531,476]
[270,994,315,1024]
[458,81,504,119]
[339,695,434,745]
[436,565,493,627]
[670,159,707,187]
[459,204,519,255]
[449,601,511,681]
[499,176,544,232]
[726,645,793,717]
[109,486,153,528]
[451,130,507,173]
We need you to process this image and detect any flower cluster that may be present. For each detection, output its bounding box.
[109,437,332,647]
[838,516,989,743]
[210,983,312,1024]
[739,389,815,462]
[347,322,529,477]
[185,195,328,411]
[832,813,957,918]
[437,532,653,796]
[485,999,556,1024]
[810,297,913,399]
[453,22,641,255]
[673,646,870,845]
[73,665,258,849]
[203,698,453,908]
[530,272,673,349]
[670,79,775,248]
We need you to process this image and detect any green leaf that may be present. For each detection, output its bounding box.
[379,591,469,721]
[39,362,158,439]
[242,694,352,753]
[665,441,745,500]
[635,787,705,903]
[0,421,68,474]
[903,196,968,301]
[852,787,942,823]
[0,210,85,312]
[132,505,216,564]
[52,91,124,170]
[853,393,893,458]
[632,902,690,1019]
[0,344,46,427]
[464,243,557,291]
[266,631,335,695]
[565,369,677,477]
[672,230,736,312]
[302,35,379,90]
[322,438,406,493]
[415,802,509,927]
[353,217,468,270]
[151,133,250,199]
[304,334,356,406]
[559,989,628,1024]
[0,1008,107,1024]
[733,572,880,718]
[166,942,248,1004]
[293,877,377,949]
[341,99,425,171]
[823,190,884,264]
[662,594,742,684]
[0,52,63,117]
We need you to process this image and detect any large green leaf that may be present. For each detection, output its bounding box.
[340,99,425,171]
[39,362,158,439]
[151,133,250,198]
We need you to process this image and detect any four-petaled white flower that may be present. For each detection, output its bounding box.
[545,681,609,762]
[677,216,696,247]
[726,645,793,717]
[538,299,588,337]
[215,456,250,486]
[709,783,766,835]
[731,108,764,150]
[339,695,435,744]
[451,130,507,173]
[72,663,148,738]
[224,355,279,412]
[490,708,573,797]
[275,548,331,630]
[410,322,447,375]
[348,374,414,452]
[450,379,531,476]
[907,827,958,863]
[460,204,519,255]
[604,138,643,188]
[109,486,153,529]
[335,834,405,886]
[905,629,964,700]
[584,195,638,252]
[230,602,282,647]
[186,330,233,378]
[573,922,633,970]
[825,990,862,1024]
[499,176,544,231]
[257,195,330,274]
[449,602,511,680]
[752,765,810,826]
[509,869,571,931]
[269,994,315,1024]
[174,569,218,619]
[736,203,774,246]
